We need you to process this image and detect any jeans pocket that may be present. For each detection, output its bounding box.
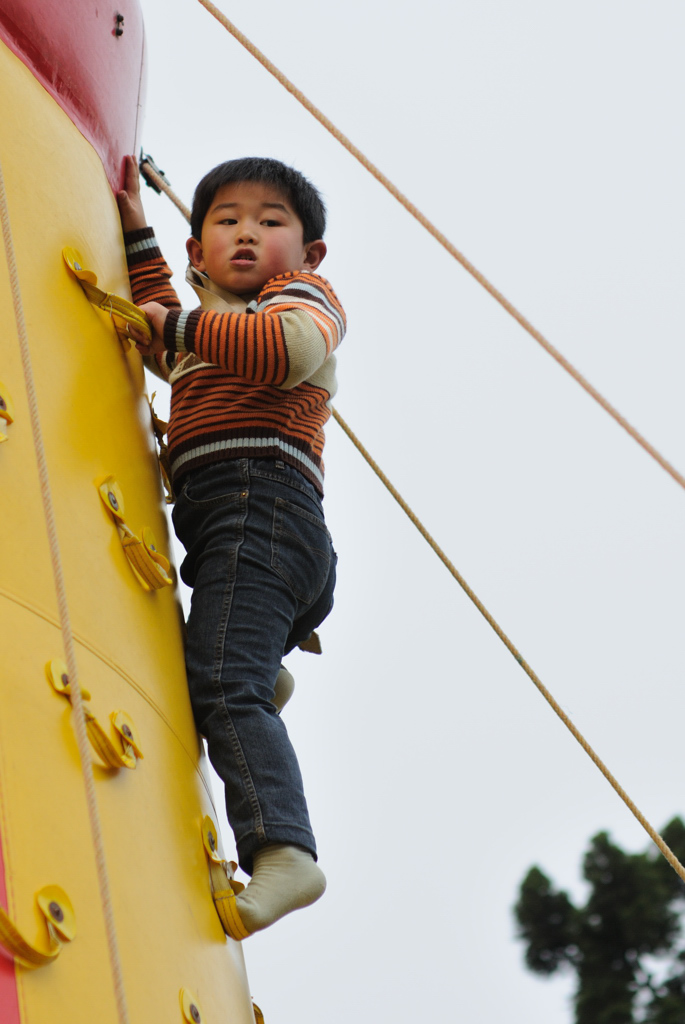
[180,466,243,508]
[271,497,332,604]
[172,473,247,587]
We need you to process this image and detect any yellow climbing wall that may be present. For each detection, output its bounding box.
[0,39,256,1024]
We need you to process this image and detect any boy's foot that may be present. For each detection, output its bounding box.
[233,844,326,936]
[271,665,295,713]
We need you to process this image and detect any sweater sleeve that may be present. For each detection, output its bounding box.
[161,272,346,389]
[124,227,181,379]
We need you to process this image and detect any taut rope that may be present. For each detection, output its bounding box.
[193,0,685,494]
[332,408,685,881]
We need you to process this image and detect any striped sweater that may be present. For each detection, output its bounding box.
[125,227,346,495]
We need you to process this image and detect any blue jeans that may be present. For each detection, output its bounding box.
[172,458,337,874]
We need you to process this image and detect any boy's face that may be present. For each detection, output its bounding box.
[186,181,326,298]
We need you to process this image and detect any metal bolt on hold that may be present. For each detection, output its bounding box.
[121,724,132,739]
[61,673,69,687]
[208,832,216,851]
[0,397,6,410]
[48,901,64,923]
[108,491,118,510]
[190,1004,201,1024]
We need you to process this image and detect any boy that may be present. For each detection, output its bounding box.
[117,155,345,937]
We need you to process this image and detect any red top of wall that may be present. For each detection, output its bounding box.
[0,0,146,191]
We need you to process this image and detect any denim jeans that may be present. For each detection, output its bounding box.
[172,458,337,874]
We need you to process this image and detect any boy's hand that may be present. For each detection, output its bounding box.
[129,302,169,355]
[116,154,147,233]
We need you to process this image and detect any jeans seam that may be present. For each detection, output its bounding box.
[273,496,330,532]
[211,483,267,845]
[251,469,320,501]
[271,508,332,604]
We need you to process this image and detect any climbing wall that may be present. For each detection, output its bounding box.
[0,4,257,1021]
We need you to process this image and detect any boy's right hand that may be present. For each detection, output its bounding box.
[116,154,148,233]
[128,301,168,355]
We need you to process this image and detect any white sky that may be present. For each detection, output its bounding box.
[136,2,685,1020]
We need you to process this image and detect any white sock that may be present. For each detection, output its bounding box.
[235,844,326,934]
[271,665,295,714]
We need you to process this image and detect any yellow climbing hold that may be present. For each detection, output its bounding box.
[62,246,152,349]
[45,658,91,702]
[0,885,75,969]
[200,817,248,940]
[180,988,206,1024]
[97,475,173,590]
[47,660,143,770]
[0,380,14,441]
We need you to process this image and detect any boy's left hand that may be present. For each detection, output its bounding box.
[117,154,148,233]
[129,302,169,354]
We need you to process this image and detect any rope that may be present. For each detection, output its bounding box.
[142,165,191,223]
[331,408,685,882]
[0,162,131,1022]
[138,161,685,882]
[141,159,180,208]
[192,0,685,494]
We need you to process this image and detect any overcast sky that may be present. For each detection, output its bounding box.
[136,2,685,1020]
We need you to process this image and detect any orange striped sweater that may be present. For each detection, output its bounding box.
[125,228,346,495]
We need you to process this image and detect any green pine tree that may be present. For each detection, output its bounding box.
[514,818,685,1024]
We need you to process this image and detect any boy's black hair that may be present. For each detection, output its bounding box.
[190,157,326,244]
